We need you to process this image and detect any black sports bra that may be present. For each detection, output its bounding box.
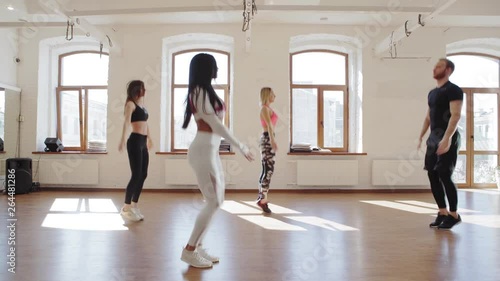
[131,102,148,122]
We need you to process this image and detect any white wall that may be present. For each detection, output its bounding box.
[0,28,18,87]
[13,24,500,189]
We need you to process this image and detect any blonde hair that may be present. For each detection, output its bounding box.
[260,87,273,105]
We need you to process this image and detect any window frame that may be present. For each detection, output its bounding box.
[57,51,109,151]
[447,52,500,188]
[289,50,349,152]
[170,49,231,152]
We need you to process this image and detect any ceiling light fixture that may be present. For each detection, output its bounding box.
[7,5,14,11]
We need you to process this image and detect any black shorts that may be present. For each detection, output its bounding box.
[424,132,461,174]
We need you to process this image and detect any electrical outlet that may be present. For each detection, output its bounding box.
[18,115,25,122]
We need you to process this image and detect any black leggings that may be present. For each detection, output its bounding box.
[125,133,149,204]
[258,132,275,200]
[425,132,460,212]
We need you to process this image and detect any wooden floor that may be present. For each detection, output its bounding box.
[1,189,500,281]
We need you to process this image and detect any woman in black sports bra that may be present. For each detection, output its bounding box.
[118,80,152,222]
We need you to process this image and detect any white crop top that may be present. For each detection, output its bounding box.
[190,88,248,155]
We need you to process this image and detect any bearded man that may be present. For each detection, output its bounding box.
[417,58,464,230]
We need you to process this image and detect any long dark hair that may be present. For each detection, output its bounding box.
[126,80,144,103]
[182,53,223,129]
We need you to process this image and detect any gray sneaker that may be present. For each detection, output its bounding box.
[131,207,144,220]
[181,248,213,268]
[197,247,219,263]
[120,208,141,222]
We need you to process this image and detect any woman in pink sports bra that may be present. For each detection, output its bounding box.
[257,87,277,213]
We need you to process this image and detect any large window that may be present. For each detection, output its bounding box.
[57,51,109,151]
[290,50,348,152]
[448,53,500,187]
[171,50,230,151]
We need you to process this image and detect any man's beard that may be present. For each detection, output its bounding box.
[433,70,446,79]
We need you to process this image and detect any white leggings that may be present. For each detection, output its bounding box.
[187,132,225,246]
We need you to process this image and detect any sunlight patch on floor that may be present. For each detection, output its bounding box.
[42,213,128,231]
[285,216,359,231]
[459,189,500,195]
[361,200,437,214]
[461,215,500,228]
[43,198,127,231]
[397,200,480,213]
[88,199,120,213]
[220,200,262,214]
[50,198,81,212]
[238,215,307,231]
[241,201,302,214]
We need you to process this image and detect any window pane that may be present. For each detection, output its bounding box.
[0,89,4,141]
[214,89,225,103]
[473,93,498,151]
[452,154,467,184]
[174,52,228,85]
[87,89,108,151]
[292,88,318,147]
[292,52,346,85]
[457,93,467,151]
[474,155,497,184]
[323,91,344,148]
[60,91,81,147]
[173,88,195,150]
[448,55,499,88]
[61,53,109,86]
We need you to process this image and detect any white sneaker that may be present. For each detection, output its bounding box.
[197,247,219,263]
[131,207,144,220]
[181,248,213,268]
[120,208,141,222]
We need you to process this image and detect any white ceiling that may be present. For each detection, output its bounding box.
[0,0,499,27]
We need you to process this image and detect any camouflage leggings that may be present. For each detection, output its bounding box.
[258,132,275,200]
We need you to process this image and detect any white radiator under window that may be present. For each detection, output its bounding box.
[296,160,358,186]
[36,159,99,185]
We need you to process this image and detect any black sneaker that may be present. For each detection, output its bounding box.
[429,213,448,228]
[256,199,272,214]
[437,214,462,230]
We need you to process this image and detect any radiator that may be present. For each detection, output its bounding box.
[36,159,99,185]
[372,160,427,186]
[164,159,237,185]
[296,160,358,186]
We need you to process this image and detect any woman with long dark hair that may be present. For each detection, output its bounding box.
[180,53,254,268]
[118,80,152,222]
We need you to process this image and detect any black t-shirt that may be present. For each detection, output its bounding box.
[428,81,463,139]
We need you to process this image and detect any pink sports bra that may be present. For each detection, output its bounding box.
[261,105,278,127]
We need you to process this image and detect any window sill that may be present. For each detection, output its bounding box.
[156,151,236,155]
[288,152,367,156]
[32,151,108,154]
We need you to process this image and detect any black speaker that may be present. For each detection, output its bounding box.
[44,137,64,152]
[5,158,33,195]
